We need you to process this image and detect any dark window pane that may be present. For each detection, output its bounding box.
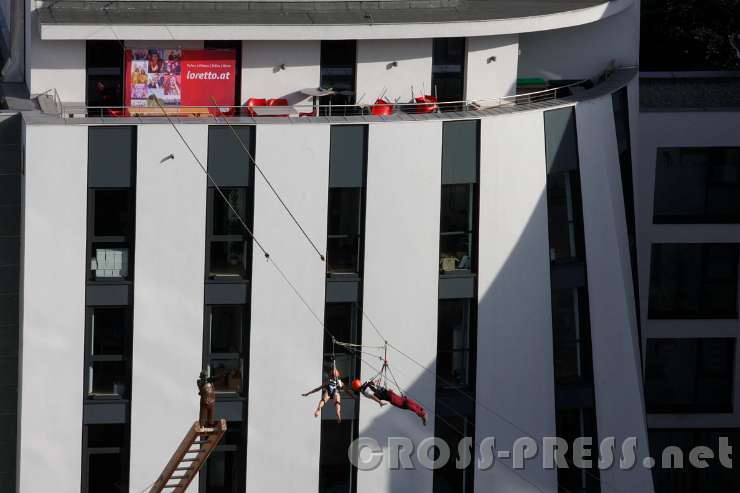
[546,172,578,262]
[94,190,131,237]
[91,308,127,355]
[654,147,740,223]
[433,416,473,493]
[213,189,247,236]
[645,338,734,413]
[437,300,471,388]
[91,243,130,280]
[209,306,243,354]
[323,303,358,380]
[320,40,356,110]
[204,450,236,492]
[209,241,247,279]
[90,361,127,397]
[89,452,126,492]
[648,243,739,319]
[86,41,124,111]
[432,38,465,103]
[440,184,474,273]
[327,188,362,274]
[319,420,354,493]
[87,424,125,448]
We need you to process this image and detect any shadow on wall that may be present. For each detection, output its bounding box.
[357,187,557,493]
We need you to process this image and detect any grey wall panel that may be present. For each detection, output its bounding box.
[216,400,244,421]
[85,284,130,306]
[88,126,136,188]
[325,279,360,303]
[438,275,475,299]
[442,120,479,184]
[329,125,366,188]
[83,402,128,424]
[204,282,249,305]
[544,107,579,173]
[207,125,252,187]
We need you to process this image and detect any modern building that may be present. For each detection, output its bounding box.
[0,0,708,492]
[637,2,740,492]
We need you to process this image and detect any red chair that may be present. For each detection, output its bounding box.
[243,98,267,117]
[414,95,438,114]
[371,98,394,116]
[267,98,290,117]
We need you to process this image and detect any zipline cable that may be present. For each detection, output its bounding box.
[210,97,326,262]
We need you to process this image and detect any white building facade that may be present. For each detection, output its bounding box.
[0,1,672,492]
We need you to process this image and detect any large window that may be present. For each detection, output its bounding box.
[546,171,585,263]
[437,299,475,389]
[85,307,131,399]
[81,424,129,493]
[551,288,594,386]
[200,422,246,493]
[440,184,476,274]
[556,408,601,493]
[645,338,735,413]
[654,147,740,224]
[327,188,363,275]
[323,303,360,382]
[204,305,247,395]
[320,40,357,111]
[648,243,739,319]
[432,416,474,493]
[432,38,466,103]
[319,420,355,493]
[88,189,134,281]
[206,188,250,280]
[86,41,124,112]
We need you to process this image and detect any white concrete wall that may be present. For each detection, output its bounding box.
[638,110,740,430]
[129,124,208,492]
[26,18,85,100]
[465,35,519,102]
[475,111,557,493]
[518,2,639,80]
[356,38,432,105]
[357,121,441,493]
[247,124,330,492]
[242,40,321,105]
[576,97,654,492]
[18,125,88,493]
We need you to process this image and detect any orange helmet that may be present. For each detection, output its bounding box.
[351,379,363,392]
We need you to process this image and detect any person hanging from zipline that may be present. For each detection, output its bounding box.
[352,378,427,426]
[302,366,351,423]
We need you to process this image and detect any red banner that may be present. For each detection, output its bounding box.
[124,48,236,109]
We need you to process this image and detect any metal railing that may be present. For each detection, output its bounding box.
[59,78,595,120]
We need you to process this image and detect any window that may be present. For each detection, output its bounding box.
[86,41,124,113]
[200,422,246,493]
[654,147,740,223]
[327,188,363,275]
[649,429,740,493]
[645,338,735,413]
[432,38,466,103]
[546,171,585,263]
[88,189,134,281]
[323,303,360,382]
[440,184,476,274]
[551,288,593,385]
[82,424,129,493]
[432,416,474,493]
[320,41,357,112]
[556,408,600,493]
[437,299,475,389]
[204,306,247,395]
[85,307,131,399]
[206,188,250,280]
[319,420,355,493]
[648,243,739,319]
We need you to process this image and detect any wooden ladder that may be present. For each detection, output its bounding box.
[149,419,227,493]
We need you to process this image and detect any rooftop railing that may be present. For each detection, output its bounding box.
[54,74,617,120]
